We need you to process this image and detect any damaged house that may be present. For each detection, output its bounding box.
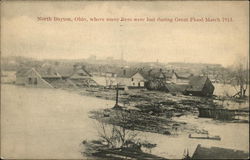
[145,69,189,92]
[145,69,214,97]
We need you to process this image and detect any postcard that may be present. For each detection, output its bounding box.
[1,0,249,159]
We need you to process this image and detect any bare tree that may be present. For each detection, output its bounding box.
[95,110,140,149]
[231,57,249,98]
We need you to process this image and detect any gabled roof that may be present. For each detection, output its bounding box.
[16,67,32,76]
[36,66,61,78]
[130,70,151,80]
[192,144,249,159]
[16,64,61,78]
[186,76,208,92]
[116,68,138,78]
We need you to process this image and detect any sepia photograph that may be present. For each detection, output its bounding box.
[1,0,249,159]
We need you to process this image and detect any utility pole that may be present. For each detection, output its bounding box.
[115,83,119,106]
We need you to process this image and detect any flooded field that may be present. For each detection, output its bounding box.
[1,84,249,159]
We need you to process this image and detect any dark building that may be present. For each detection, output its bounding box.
[185,76,214,97]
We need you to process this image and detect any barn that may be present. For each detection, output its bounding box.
[185,76,214,97]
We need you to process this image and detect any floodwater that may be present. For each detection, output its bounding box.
[1,84,114,159]
[213,83,249,97]
[1,85,249,159]
[148,116,249,159]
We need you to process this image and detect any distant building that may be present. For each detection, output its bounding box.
[185,76,214,97]
[191,144,249,159]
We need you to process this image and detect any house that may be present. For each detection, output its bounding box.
[116,68,147,88]
[144,69,191,84]
[185,76,214,97]
[191,144,249,159]
[129,70,147,88]
[15,67,58,88]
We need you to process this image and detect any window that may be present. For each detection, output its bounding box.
[138,82,140,87]
[131,78,134,81]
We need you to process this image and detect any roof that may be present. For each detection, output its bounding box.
[16,64,61,78]
[16,68,32,76]
[36,66,61,78]
[175,72,192,79]
[55,65,92,77]
[139,68,173,80]
[192,144,249,159]
[117,68,169,80]
[116,68,138,78]
[186,76,208,92]
[55,65,75,77]
[128,68,176,80]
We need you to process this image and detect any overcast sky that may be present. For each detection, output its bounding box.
[1,1,249,66]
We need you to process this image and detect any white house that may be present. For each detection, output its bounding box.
[116,69,146,88]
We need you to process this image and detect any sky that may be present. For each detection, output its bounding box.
[1,1,249,66]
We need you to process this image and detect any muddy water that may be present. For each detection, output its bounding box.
[1,85,249,159]
[1,84,114,159]
[146,115,249,159]
[213,83,249,97]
